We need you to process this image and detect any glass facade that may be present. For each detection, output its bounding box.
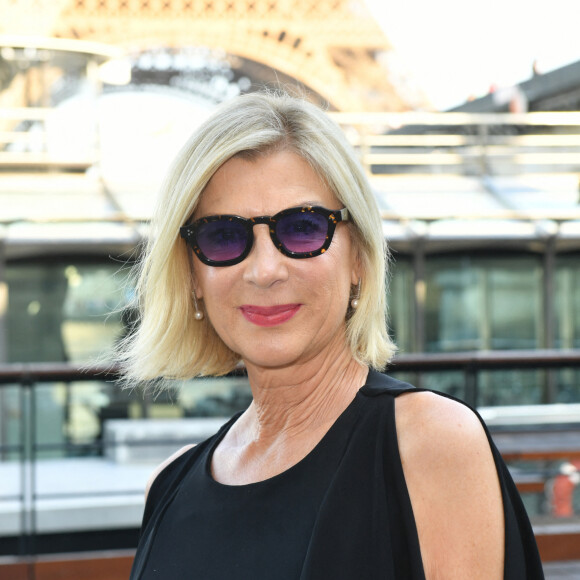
[387,252,580,405]
[2,250,579,386]
[555,254,580,349]
[554,254,580,402]
[0,258,136,459]
[4,259,133,364]
[1,249,579,462]
[424,254,543,353]
[387,255,415,354]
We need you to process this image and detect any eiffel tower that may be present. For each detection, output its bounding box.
[0,0,424,111]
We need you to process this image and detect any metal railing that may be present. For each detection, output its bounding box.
[2,107,580,175]
[1,350,580,558]
[329,111,580,176]
[1,348,579,401]
[0,107,97,170]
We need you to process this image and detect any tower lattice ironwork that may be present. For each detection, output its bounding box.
[0,0,426,111]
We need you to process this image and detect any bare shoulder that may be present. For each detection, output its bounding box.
[145,444,196,501]
[395,391,490,465]
[395,391,504,580]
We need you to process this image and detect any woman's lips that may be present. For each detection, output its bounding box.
[239,304,301,327]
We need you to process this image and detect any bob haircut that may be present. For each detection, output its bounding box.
[118,91,396,387]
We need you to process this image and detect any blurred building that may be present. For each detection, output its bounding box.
[451,60,580,113]
[0,1,579,566]
[0,0,427,112]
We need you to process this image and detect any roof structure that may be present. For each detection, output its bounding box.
[451,60,580,114]
[0,40,579,258]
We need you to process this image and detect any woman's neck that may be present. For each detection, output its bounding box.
[210,340,368,485]
[238,345,368,446]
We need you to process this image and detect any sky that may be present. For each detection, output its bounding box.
[365,0,580,110]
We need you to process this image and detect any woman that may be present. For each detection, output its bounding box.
[120,92,544,579]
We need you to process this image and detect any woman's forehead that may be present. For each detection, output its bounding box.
[195,151,339,217]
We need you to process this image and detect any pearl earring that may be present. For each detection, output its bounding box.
[350,279,361,310]
[192,291,204,320]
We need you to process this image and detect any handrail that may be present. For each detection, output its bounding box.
[0,362,120,383]
[1,349,579,384]
[2,108,580,175]
[1,351,579,434]
[0,350,579,561]
[328,111,580,176]
[389,349,580,370]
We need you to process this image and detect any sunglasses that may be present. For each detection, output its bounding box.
[180,205,350,267]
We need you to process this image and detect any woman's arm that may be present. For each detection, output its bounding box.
[395,392,504,580]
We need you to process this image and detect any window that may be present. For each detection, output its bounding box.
[4,259,133,364]
[423,254,545,405]
[554,254,580,402]
[554,254,580,349]
[388,255,415,353]
[425,255,543,352]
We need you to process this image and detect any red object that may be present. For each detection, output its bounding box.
[551,460,580,517]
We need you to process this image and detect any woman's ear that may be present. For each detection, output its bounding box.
[186,247,204,299]
[193,277,203,299]
[350,249,362,287]
[348,225,363,287]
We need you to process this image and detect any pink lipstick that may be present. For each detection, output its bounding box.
[240,304,301,327]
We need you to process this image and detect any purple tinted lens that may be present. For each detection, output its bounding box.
[277,211,328,253]
[196,219,248,262]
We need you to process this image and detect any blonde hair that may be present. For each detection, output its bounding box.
[118,91,396,387]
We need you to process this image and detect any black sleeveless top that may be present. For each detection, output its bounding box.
[130,371,544,580]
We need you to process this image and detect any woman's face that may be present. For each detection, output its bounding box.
[191,149,359,371]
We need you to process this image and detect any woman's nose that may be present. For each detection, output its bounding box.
[242,225,289,287]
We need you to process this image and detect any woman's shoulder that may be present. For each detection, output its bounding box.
[394,389,490,460]
[361,371,491,460]
[394,390,505,579]
[395,391,495,478]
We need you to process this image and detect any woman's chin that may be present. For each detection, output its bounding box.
[240,342,309,372]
